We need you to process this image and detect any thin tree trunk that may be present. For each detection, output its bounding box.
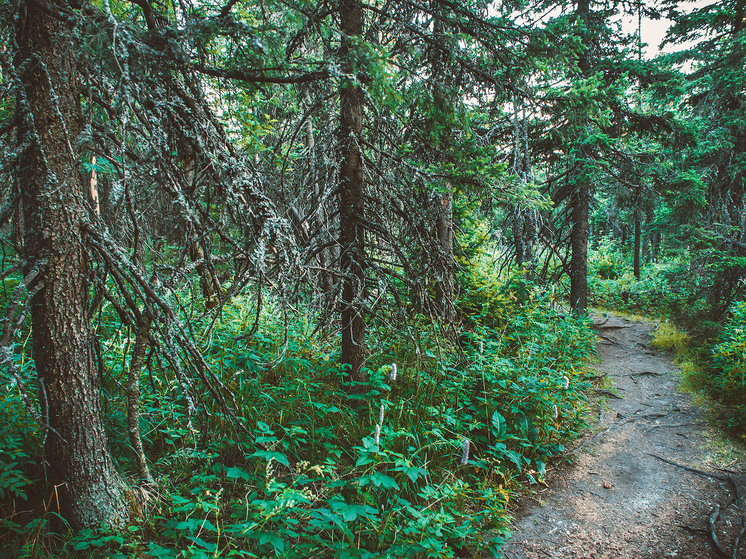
[17,0,130,529]
[129,320,154,484]
[435,191,456,326]
[513,206,525,268]
[190,240,219,309]
[339,0,366,384]
[89,156,101,216]
[633,210,641,280]
[305,95,335,298]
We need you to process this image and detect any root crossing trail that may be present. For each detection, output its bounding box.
[500,314,745,559]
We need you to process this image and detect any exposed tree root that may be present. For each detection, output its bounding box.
[646,452,745,558]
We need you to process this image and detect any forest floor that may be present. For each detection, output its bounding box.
[499,313,746,559]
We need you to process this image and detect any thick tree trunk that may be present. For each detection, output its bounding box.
[17,0,130,529]
[339,0,366,384]
[570,0,592,316]
[570,172,590,315]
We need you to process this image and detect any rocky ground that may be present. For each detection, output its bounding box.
[499,314,745,559]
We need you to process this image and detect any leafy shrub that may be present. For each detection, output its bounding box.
[589,254,695,319]
[707,301,746,433]
[0,259,597,557]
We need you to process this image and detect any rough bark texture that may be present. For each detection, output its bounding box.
[569,0,591,316]
[338,0,366,384]
[435,192,456,327]
[570,172,590,315]
[16,0,130,529]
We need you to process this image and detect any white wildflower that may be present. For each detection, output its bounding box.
[460,438,471,466]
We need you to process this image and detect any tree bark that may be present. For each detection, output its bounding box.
[633,209,641,280]
[570,169,590,315]
[16,0,130,530]
[435,191,456,326]
[569,0,592,316]
[339,0,366,384]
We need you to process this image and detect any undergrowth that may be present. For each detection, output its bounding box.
[0,260,596,558]
[705,301,746,435]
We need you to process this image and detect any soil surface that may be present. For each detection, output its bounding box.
[499,313,745,559]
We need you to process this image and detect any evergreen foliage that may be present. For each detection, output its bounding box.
[0,0,744,554]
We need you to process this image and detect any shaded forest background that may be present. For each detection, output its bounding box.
[0,0,744,556]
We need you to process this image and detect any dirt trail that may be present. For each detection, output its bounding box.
[500,313,745,559]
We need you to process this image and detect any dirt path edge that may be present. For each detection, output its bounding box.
[498,313,745,559]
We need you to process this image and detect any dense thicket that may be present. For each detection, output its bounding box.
[0,0,743,555]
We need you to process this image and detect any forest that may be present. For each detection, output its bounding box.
[0,0,743,556]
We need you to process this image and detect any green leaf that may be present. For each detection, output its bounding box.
[491,411,507,440]
[225,466,251,480]
[327,497,378,523]
[251,450,290,467]
[358,472,400,490]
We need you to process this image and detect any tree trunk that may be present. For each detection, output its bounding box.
[569,0,592,316]
[633,210,641,280]
[570,168,590,315]
[16,0,130,530]
[339,0,366,384]
[435,191,456,327]
[651,231,660,262]
[513,206,525,268]
[129,320,154,485]
[304,94,335,299]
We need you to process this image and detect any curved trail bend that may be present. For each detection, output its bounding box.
[500,314,745,559]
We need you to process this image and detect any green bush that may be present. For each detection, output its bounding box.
[0,259,597,557]
[708,301,746,433]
